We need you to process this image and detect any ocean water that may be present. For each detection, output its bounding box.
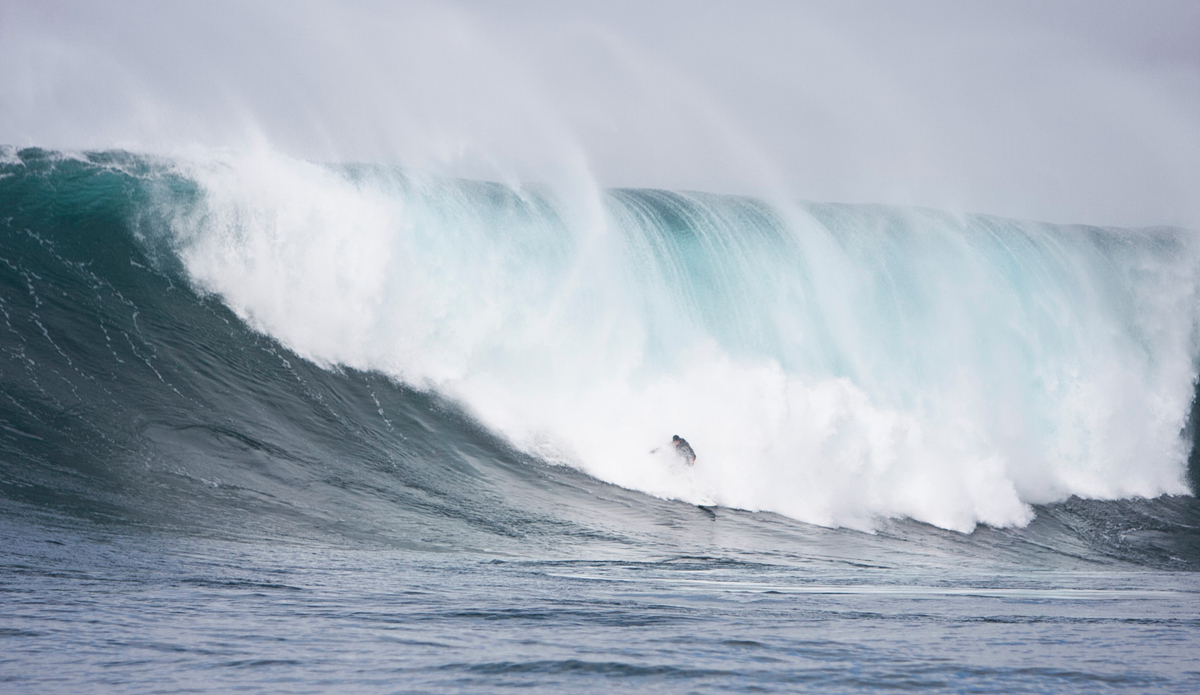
[2,147,1200,692]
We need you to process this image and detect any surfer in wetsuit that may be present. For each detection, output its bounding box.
[671,435,696,466]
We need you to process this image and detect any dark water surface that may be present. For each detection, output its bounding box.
[4,503,1200,694]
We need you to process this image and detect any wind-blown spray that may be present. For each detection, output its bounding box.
[164,151,1200,532]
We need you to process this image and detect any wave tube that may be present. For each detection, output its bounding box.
[157,152,1200,532]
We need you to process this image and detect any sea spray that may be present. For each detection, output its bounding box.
[159,151,1200,531]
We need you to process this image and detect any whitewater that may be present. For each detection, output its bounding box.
[167,150,1198,531]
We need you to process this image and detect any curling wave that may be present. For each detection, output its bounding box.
[2,147,1198,539]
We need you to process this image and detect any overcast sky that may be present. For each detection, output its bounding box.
[2,0,1198,227]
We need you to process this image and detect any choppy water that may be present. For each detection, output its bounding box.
[6,505,1200,693]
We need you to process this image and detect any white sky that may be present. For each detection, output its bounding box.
[2,0,1198,227]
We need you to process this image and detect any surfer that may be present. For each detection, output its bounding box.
[671,435,697,466]
[650,435,697,465]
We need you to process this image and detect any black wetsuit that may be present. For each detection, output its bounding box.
[674,437,696,465]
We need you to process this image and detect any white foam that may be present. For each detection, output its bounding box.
[162,151,1200,532]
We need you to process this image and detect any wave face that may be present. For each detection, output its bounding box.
[1,148,1198,541]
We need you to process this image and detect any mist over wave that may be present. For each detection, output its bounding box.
[3,1,1198,228]
[151,149,1199,532]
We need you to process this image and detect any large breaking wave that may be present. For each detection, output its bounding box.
[2,147,1198,540]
